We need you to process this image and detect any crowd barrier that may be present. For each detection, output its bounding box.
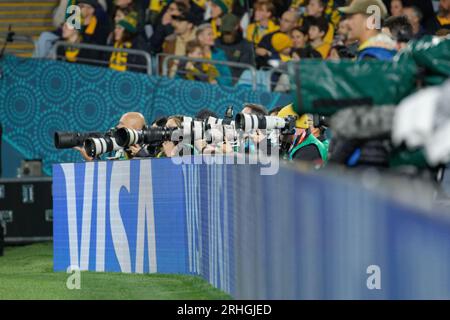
[50,41,154,75]
[53,157,450,299]
[0,55,291,176]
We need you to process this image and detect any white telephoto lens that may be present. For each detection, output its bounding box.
[265,116,286,130]
[193,121,204,141]
[243,114,257,132]
[183,117,193,140]
[95,138,107,156]
[224,125,236,141]
[111,138,121,151]
[129,129,139,145]
[207,117,222,126]
[211,125,225,144]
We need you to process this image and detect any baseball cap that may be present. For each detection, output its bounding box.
[220,13,240,33]
[338,0,388,19]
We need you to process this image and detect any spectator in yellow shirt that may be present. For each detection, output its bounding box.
[437,0,450,29]
[246,0,279,45]
[302,0,335,47]
[209,0,234,39]
[291,0,341,28]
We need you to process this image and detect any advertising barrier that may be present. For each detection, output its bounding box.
[53,158,450,299]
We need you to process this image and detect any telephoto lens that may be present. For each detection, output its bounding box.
[84,136,121,158]
[114,128,143,147]
[235,113,289,132]
[54,131,103,149]
[114,127,178,147]
[141,127,178,144]
[205,116,223,126]
[182,117,206,142]
[206,124,237,144]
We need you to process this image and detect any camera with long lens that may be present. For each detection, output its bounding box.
[205,116,223,126]
[204,106,234,127]
[84,133,121,158]
[182,117,207,144]
[114,126,178,147]
[54,131,104,149]
[184,115,237,145]
[235,113,297,135]
[205,123,237,144]
[205,106,237,144]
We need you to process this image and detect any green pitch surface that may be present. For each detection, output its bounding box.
[0,242,232,300]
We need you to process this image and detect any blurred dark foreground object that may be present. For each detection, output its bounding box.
[291,35,450,116]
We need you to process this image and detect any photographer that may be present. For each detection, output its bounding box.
[277,105,328,165]
[192,109,220,155]
[75,112,147,161]
[160,115,198,158]
[241,103,269,154]
[144,116,168,158]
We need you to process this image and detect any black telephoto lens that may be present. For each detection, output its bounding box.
[54,131,103,149]
[115,128,131,147]
[142,127,175,144]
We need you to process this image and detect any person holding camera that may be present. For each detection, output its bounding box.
[74,111,147,161]
[277,104,328,165]
[240,103,270,154]
[159,115,199,157]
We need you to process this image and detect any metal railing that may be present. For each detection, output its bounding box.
[0,33,35,57]
[49,41,153,75]
[260,66,290,93]
[45,42,281,92]
[161,54,258,90]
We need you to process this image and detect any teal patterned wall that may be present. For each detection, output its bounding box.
[0,55,291,175]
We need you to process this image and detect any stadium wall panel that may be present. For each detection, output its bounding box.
[53,158,450,299]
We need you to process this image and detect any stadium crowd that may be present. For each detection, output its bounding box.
[35,0,450,88]
[35,0,447,182]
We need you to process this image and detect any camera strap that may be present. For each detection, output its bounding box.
[287,130,307,155]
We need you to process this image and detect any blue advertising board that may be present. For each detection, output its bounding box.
[53,159,189,274]
[53,158,450,299]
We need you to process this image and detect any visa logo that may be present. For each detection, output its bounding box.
[58,160,157,273]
